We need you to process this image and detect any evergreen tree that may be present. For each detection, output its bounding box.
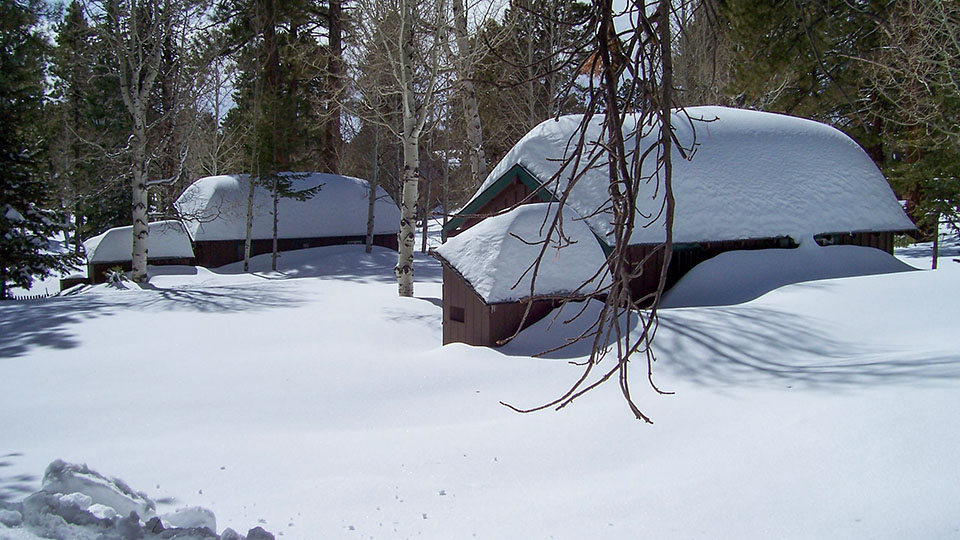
[0,0,80,299]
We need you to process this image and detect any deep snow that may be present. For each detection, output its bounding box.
[473,107,914,244]
[2,232,959,539]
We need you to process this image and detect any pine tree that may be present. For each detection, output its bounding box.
[0,0,80,299]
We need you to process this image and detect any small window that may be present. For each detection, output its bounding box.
[450,306,465,323]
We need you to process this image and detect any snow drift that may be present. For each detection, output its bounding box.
[662,241,917,308]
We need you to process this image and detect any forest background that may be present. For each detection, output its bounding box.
[2,0,958,295]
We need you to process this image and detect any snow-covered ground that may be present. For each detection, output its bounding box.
[2,232,959,539]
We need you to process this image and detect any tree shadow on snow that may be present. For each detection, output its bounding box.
[0,453,37,502]
[500,300,960,389]
[655,306,960,389]
[0,283,306,358]
[0,295,115,358]
[136,283,306,313]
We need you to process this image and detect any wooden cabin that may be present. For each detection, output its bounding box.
[433,203,608,347]
[80,220,196,284]
[175,173,400,268]
[438,107,916,346]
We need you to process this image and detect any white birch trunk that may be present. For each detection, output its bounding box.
[395,0,421,297]
[111,0,172,284]
[130,119,149,283]
[451,0,488,185]
[396,130,420,297]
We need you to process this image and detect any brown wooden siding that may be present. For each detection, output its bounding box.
[625,237,796,303]
[816,231,894,254]
[194,233,398,268]
[448,178,536,238]
[442,265,558,347]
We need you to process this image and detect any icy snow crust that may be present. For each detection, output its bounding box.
[434,203,608,303]
[475,107,915,244]
[174,173,400,242]
[82,220,194,263]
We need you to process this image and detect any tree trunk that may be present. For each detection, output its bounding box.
[130,118,149,283]
[366,125,380,253]
[451,0,488,185]
[272,175,279,271]
[395,0,421,297]
[243,176,256,272]
[396,133,419,297]
[321,0,344,174]
[421,176,431,253]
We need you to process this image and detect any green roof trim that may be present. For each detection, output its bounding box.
[442,163,555,238]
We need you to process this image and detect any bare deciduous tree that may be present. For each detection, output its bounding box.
[503,0,692,423]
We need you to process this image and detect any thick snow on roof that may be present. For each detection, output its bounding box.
[475,106,914,244]
[434,203,608,303]
[83,220,194,263]
[175,173,400,242]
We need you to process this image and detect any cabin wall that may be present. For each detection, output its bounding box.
[193,233,398,268]
[88,257,195,284]
[815,231,895,254]
[442,266,557,347]
[625,237,795,303]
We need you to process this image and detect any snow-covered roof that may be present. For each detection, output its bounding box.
[468,106,915,245]
[174,173,400,242]
[83,220,194,263]
[434,203,609,304]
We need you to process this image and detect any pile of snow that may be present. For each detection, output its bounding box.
[0,461,273,540]
[83,221,194,264]
[433,203,608,303]
[475,107,914,244]
[175,173,400,242]
[662,240,917,308]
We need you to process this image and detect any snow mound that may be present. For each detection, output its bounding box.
[0,461,269,540]
[175,172,400,242]
[434,203,609,303]
[42,460,156,519]
[662,242,916,308]
[474,107,914,245]
[161,506,216,531]
[83,220,194,264]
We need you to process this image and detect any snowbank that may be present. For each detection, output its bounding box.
[474,107,914,245]
[434,203,608,303]
[0,461,267,540]
[661,241,916,308]
[175,173,400,242]
[82,221,194,263]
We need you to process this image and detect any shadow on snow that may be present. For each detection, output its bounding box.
[500,300,960,389]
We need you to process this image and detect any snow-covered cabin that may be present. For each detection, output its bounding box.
[82,220,195,283]
[437,107,915,346]
[174,173,401,268]
[433,204,608,345]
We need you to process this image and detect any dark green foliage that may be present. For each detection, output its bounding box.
[720,0,959,238]
[47,0,130,244]
[0,0,81,298]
